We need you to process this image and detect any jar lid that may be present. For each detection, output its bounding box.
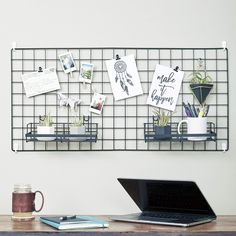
[14,184,32,192]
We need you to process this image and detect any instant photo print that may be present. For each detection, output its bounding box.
[89,93,106,115]
[59,52,76,74]
[79,63,94,84]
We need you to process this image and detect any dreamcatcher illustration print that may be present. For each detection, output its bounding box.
[114,60,133,95]
[106,54,143,101]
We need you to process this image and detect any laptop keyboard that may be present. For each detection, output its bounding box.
[141,212,205,221]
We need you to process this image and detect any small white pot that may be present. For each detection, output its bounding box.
[70,125,86,140]
[37,126,55,141]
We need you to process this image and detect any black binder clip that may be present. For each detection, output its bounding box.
[38,67,43,72]
[116,54,121,60]
[174,66,179,72]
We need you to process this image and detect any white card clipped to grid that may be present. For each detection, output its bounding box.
[106,55,143,101]
[147,64,184,111]
[21,67,60,98]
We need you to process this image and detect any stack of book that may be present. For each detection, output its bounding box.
[40,215,109,230]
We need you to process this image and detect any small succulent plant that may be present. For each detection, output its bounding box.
[71,117,84,127]
[39,114,53,127]
[189,59,213,84]
[153,109,170,127]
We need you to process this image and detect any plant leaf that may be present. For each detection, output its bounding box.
[115,75,118,83]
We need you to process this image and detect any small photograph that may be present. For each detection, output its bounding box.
[59,52,76,74]
[89,93,106,115]
[79,63,94,83]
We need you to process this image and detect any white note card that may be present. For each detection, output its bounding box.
[147,64,184,111]
[21,67,60,98]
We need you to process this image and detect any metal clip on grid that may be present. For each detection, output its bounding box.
[12,42,17,51]
[116,54,121,60]
[174,66,179,72]
[222,41,227,51]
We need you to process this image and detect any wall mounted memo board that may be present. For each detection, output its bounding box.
[11,47,229,152]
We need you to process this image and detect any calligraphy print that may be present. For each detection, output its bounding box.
[106,55,143,101]
[147,64,184,111]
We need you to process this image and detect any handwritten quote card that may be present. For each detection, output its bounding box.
[147,64,184,111]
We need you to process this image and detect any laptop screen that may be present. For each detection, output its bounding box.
[118,179,215,215]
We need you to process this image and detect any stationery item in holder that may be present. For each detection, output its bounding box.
[37,114,55,141]
[12,184,44,221]
[21,67,60,98]
[183,102,210,118]
[89,93,106,115]
[59,52,76,76]
[147,64,184,112]
[40,215,109,230]
[106,55,143,101]
[79,63,94,84]
[177,117,207,141]
[57,92,82,111]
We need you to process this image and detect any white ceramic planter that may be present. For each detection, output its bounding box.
[70,125,86,141]
[37,126,55,141]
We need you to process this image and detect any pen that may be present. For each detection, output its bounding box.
[187,103,194,117]
[192,105,198,117]
[183,102,192,117]
[59,215,77,221]
[205,105,210,117]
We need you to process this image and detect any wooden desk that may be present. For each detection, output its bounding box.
[0,215,236,236]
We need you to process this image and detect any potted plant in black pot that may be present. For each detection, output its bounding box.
[189,59,213,106]
[153,109,171,140]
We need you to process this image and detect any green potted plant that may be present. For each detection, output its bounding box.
[69,116,86,140]
[189,59,213,106]
[37,114,55,141]
[153,109,171,140]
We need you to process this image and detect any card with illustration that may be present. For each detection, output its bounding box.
[89,93,106,115]
[79,63,94,83]
[106,55,143,101]
[147,64,184,111]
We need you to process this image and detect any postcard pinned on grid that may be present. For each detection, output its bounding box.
[21,67,60,98]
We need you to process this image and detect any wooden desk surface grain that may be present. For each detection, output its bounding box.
[0,215,236,236]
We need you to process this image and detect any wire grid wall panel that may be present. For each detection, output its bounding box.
[11,47,229,151]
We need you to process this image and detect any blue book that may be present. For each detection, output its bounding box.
[40,216,109,230]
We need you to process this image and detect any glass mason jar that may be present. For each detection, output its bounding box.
[12,184,44,221]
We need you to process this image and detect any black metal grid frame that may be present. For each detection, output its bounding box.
[11,47,229,151]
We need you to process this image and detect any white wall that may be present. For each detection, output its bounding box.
[0,0,235,215]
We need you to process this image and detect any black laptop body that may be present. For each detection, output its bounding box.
[112,178,216,227]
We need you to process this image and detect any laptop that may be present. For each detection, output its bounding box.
[112,178,216,227]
